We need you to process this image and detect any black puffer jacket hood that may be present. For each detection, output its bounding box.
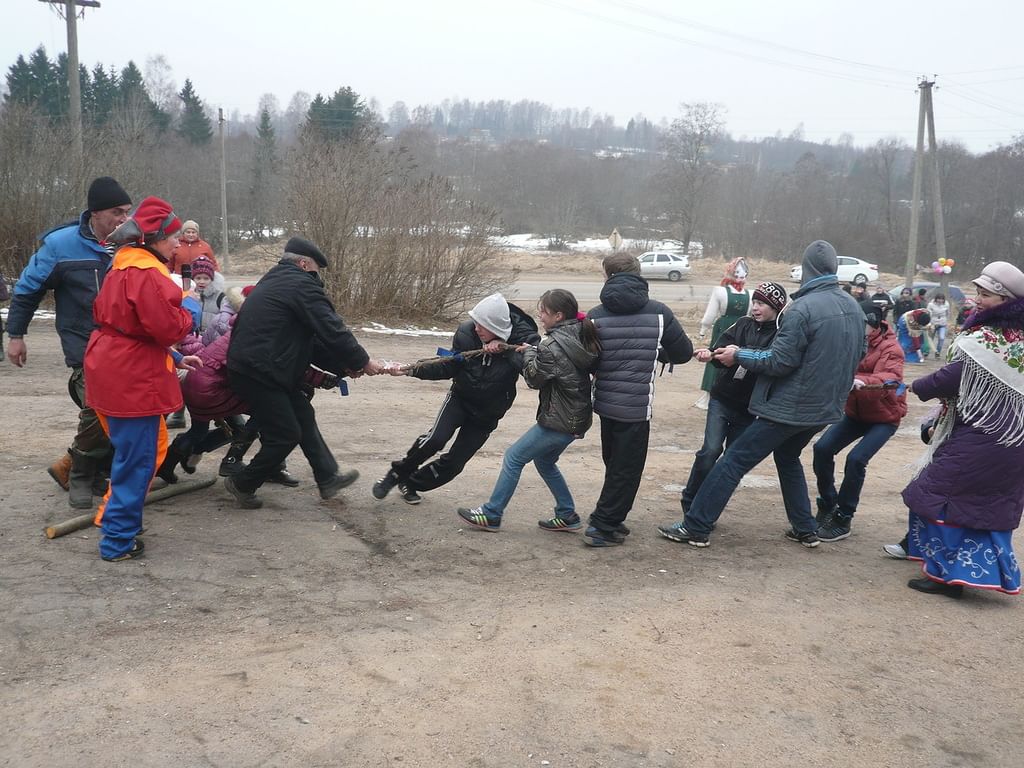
[599,272,651,315]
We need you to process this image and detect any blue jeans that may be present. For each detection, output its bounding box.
[482,423,577,518]
[682,397,754,512]
[932,325,947,356]
[683,417,823,536]
[812,416,897,518]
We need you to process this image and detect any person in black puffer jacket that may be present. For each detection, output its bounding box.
[658,281,787,544]
[456,289,600,532]
[373,292,540,505]
[583,253,694,546]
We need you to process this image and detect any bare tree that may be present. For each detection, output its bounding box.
[656,102,725,253]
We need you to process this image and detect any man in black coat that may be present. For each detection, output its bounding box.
[224,237,384,508]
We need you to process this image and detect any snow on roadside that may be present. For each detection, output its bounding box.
[492,233,695,254]
[0,308,55,321]
[360,322,450,337]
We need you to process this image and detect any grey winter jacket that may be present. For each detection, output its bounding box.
[589,273,693,422]
[736,274,866,427]
[523,319,599,436]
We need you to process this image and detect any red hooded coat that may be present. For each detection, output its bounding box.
[844,322,908,425]
[85,246,194,417]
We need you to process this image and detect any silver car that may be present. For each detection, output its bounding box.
[638,251,691,281]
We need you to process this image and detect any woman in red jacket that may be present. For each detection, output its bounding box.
[811,300,908,541]
[84,197,198,561]
[168,219,219,275]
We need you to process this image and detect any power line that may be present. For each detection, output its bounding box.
[594,0,918,77]
[527,0,909,90]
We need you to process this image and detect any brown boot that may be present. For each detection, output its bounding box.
[47,452,72,492]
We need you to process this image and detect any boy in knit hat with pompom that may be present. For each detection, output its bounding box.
[659,281,788,542]
[373,292,540,504]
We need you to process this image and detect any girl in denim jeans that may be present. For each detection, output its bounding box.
[457,289,600,532]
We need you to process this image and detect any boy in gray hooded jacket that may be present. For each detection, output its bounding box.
[666,240,865,548]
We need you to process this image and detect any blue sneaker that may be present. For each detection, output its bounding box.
[457,506,501,532]
[583,526,625,547]
[657,522,710,548]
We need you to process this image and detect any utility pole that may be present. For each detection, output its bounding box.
[39,0,101,163]
[904,78,929,290]
[219,108,229,272]
[924,84,950,296]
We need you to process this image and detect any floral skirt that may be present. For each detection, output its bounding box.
[907,512,1021,594]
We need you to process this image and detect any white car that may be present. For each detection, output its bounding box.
[638,251,690,281]
[789,255,878,284]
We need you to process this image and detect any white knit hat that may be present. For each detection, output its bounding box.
[468,293,512,341]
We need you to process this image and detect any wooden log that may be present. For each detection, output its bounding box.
[43,476,218,539]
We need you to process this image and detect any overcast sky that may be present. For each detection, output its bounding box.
[7,0,1024,151]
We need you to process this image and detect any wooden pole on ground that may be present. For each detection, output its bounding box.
[43,476,217,539]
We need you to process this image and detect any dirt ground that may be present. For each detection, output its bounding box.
[1,284,1019,768]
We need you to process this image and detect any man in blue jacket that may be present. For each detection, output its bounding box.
[6,177,132,509]
[669,240,866,548]
[584,253,693,547]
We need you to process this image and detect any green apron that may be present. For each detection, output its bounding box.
[700,287,750,392]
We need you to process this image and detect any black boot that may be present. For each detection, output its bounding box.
[156,441,186,484]
[219,436,255,477]
[817,513,852,542]
[68,450,97,510]
[266,464,300,487]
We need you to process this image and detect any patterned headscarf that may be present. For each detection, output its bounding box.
[721,257,748,291]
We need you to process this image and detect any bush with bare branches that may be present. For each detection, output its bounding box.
[286,137,507,320]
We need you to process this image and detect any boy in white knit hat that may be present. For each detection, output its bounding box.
[373,293,541,504]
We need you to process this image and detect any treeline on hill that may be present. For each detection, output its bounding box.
[4,45,1024,317]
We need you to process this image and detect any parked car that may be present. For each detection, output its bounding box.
[887,282,967,304]
[638,251,690,281]
[789,256,879,284]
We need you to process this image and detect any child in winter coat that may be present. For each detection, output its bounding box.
[811,300,908,541]
[372,293,540,504]
[189,256,225,333]
[456,289,600,532]
[658,281,787,542]
[897,308,931,363]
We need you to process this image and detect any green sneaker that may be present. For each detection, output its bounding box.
[538,513,583,532]
[457,506,501,532]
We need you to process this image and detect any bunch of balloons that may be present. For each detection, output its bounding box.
[932,257,955,275]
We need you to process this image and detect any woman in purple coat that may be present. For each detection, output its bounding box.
[886,261,1024,597]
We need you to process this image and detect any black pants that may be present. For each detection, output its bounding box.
[588,416,650,532]
[228,371,336,491]
[392,392,495,492]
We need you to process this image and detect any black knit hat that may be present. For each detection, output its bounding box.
[860,299,883,329]
[87,176,131,212]
[284,236,327,267]
[752,281,788,313]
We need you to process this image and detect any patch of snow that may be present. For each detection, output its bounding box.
[360,322,450,338]
[493,233,695,255]
[0,308,55,321]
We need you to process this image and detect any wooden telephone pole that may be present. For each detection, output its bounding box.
[904,78,949,293]
[39,0,101,163]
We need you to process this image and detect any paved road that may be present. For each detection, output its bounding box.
[223,274,720,307]
[506,278,718,304]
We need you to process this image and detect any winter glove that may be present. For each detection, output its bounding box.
[303,366,340,390]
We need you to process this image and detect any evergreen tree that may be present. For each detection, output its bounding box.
[176,78,213,145]
[4,54,35,106]
[303,86,369,142]
[249,107,280,240]
[119,60,170,132]
[88,64,119,125]
[27,47,60,118]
